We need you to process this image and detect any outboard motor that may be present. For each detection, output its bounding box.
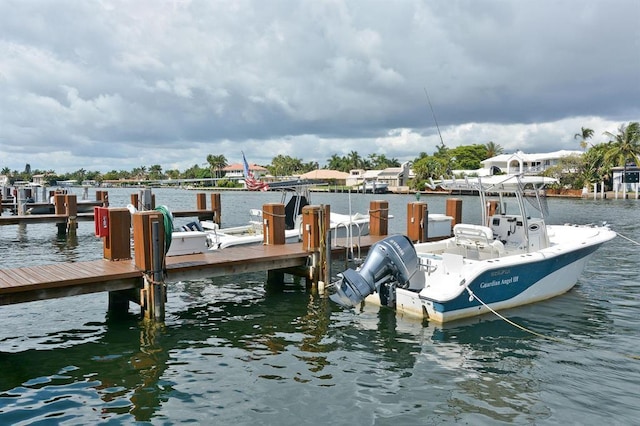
[329,234,418,309]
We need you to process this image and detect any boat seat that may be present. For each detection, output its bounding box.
[180,221,204,232]
[453,224,493,247]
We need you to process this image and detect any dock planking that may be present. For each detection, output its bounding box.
[0,235,386,306]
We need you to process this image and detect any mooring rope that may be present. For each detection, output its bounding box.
[464,286,566,343]
[464,285,640,360]
[154,205,174,254]
[262,210,286,218]
[616,231,640,246]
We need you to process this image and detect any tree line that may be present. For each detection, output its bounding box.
[2,122,637,190]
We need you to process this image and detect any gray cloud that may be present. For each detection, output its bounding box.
[1,0,638,173]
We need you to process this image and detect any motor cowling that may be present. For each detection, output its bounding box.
[329,234,418,308]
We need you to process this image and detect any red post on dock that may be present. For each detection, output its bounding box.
[103,208,131,261]
[369,200,389,236]
[262,203,286,245]
[407,202,428,243]
[446,198,463,228]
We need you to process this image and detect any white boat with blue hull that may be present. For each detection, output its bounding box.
[329,174,616,323]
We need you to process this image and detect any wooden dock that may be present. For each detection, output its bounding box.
[0,192,461,322]
[0,188,220,230]
[0,235,385,306]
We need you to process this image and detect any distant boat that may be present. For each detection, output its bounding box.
[26,200,103,215]
[329,174,616,323]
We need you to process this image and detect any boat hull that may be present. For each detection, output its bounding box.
[421,244,600,322]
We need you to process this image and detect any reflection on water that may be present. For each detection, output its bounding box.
[0,313,172,422]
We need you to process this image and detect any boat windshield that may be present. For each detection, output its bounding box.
[437,174,556,224]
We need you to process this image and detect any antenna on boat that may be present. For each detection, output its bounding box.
[423,87,445,148]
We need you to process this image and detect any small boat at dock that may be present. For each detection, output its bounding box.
[168,181,374,256]
[329,174,616,323]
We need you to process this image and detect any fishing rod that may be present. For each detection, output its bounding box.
[423,87,445,148]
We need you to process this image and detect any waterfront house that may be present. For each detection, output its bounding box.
[376,162,413,187]
[481,150,583,175]
[298,169,350,185]
[223,163,268,180]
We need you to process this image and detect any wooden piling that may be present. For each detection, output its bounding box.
[130,193,139,210]
[211,193,221,226]
[65,194,78,234]
[407,202,428,243]
[302,205,323,252]
[17,188,27,215]
[262,203,286,245]
[103,208,132,261]
[196,193,207,210]
[301,205,327,283]
[196,193,209,222]
[446,198,463,228]
[133,210,166,320]
[96,190,109,207]
[53,193,67,235]
[369,200,389,236]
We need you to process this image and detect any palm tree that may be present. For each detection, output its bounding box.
[582,143,613,188]
[148,164,164,180]
[574,127,594,151]
[131,166,147,180]
[326,154,344,170]
[347,151,363,170]
[485,141,504,158]
[206,154,228,179]
[603,122,640,197]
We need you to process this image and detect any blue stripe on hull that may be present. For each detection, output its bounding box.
[430,243,602,314]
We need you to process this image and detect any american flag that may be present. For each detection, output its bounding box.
[242,151,269,191]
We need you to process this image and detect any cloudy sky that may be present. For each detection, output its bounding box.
[1,0,638,174]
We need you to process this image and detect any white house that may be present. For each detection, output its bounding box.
[348,162,413,187]
[377,162,413,187]
[480,150,583,175]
